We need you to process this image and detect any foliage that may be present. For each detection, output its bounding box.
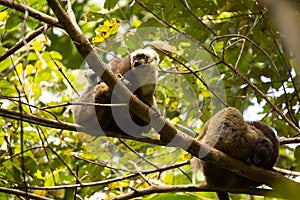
[0,0,299,199]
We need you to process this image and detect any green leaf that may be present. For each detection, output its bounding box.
[104,0,118,10]
[5,13,22,30]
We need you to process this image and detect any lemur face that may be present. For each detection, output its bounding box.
[130,48,159,69]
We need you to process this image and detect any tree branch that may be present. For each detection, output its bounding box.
[274,167,300,177]
[280,137,300,145]
[44,0,300,199]
[0,24,50,62]
[179,0,217,36]
[0,0,62,28]
[22,161,190,190]
[0,107,78,130]
[0,107,165,146]
[111,184,285,200]
[0,187,52,200]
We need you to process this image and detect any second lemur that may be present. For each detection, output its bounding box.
[193,107,279,200]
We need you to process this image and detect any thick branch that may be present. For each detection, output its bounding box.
[45,0,300,199]
[0,0,62,28]
[111,184,285,200]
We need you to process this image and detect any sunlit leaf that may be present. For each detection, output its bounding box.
[0,11,8,21]
[92,18,120,43]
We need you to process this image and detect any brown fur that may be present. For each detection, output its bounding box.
[195,107,279,200]
[73,49,159,136]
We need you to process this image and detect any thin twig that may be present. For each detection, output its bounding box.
[164,51,228,107]
[73,155,135,173]
[35,128,57,185]
[50,55,80,96]
[179,0,217,36]
[14,83,28,194]
[118,138,159,169]
[274,167,300,177]
[47,146,83,185]
[0,25,50,62]
[233,38,246,69]
[0,187,52,200]
[221,59,300,134]
[20,161,190,190]
[40,102,128,110]
[280,137,300,145]
[0,95,61,120]
[158,60,222,74]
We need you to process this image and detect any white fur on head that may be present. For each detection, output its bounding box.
[130,48,160,68]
